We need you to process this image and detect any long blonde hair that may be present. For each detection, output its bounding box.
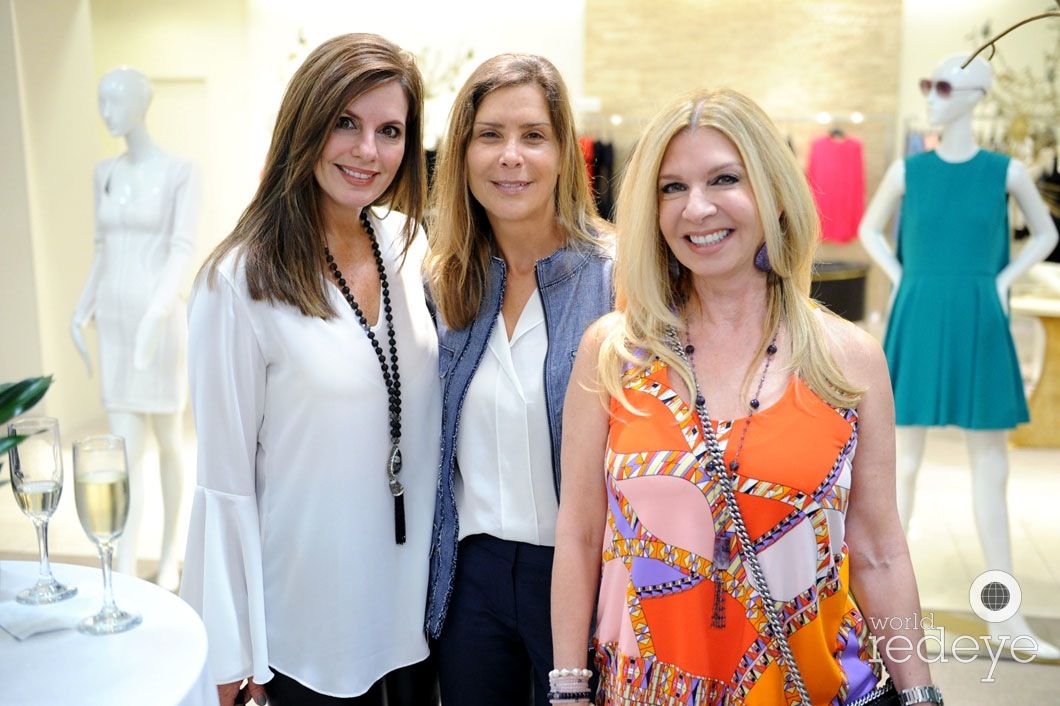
[600,88,862,409]
[425,53,611,330]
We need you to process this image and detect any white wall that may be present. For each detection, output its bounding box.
[0,1,42,385]
[1,0,99,428]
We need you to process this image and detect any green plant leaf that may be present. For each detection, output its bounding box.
[0,434,27,455]
[0,375,53,427]
[0,376,53,475]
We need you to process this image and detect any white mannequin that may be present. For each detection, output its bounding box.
[71,67,199,592]
[859,54,1059,658]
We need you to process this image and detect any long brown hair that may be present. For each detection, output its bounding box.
[201,33,426,318]
[425,53,610,330]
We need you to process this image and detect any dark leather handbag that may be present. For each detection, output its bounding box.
[846,680,900,706]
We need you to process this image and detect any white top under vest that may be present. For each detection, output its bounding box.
[455,290,559,546]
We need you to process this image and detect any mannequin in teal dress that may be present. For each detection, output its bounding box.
[860,54,1059,658]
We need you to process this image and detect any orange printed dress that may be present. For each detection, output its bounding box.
[594,359,883,705]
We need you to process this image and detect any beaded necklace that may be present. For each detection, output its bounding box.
[670,320,813,703]
[325,209,406,544]
[669,319,778,627]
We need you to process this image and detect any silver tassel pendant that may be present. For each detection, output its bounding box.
[387,445,405,544]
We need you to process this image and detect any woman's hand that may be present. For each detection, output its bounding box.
[218,678,266,706]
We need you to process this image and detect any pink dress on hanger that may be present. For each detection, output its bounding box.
[806,134,865,244]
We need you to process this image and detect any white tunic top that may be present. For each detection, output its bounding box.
[454,291,558,546]
[179,210,440,696]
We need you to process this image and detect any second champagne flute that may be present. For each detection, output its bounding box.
[73,434,141,635]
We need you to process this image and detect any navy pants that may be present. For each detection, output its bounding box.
[435,534,554,706]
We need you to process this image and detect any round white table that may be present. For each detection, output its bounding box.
[0,560,219,706]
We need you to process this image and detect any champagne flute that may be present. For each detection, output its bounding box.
[6,416,77,604]
[73,434,141,635]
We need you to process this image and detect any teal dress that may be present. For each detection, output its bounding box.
[883,150,1029,429]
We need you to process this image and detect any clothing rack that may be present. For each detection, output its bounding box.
[772,113,896,165]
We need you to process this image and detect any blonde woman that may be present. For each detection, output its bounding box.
[551,89,941,705]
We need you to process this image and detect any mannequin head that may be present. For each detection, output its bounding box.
[922,54,992,127]
[98,67,153,137]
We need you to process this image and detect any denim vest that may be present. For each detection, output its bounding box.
[425,241,614,638]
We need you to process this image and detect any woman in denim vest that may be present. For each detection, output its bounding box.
[424,53,614,706]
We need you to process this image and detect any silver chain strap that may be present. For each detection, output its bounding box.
[668,327,812,705]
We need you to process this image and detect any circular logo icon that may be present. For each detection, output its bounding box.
[969,570,1021,623]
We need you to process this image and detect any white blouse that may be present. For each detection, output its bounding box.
[179,210,440,696]
[455,290,558,546]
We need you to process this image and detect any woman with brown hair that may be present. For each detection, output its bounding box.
[424,53,613,705]
[180,33,439,706]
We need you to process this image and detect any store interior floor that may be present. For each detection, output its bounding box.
[2,301,1058,702]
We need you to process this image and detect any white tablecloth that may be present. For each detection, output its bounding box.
[0,560,219,706]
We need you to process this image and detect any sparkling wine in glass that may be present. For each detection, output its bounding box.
[73,434,140,635]
[7,416,77,604]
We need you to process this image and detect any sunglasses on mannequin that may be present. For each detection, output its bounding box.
[918,79,986,98]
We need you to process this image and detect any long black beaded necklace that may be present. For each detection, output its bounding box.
[325,209,406,544]
[669,317,778,628]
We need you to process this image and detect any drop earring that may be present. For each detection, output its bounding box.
[754,243,772,273]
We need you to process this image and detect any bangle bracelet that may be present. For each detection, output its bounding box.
[547,690,593,700]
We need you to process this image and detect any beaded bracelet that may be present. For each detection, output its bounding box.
[548,668,593,679]
[548,668,593,704]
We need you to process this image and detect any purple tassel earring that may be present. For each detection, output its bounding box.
[754,242,772,273]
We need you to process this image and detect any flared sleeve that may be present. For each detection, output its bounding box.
[180,263,273,687]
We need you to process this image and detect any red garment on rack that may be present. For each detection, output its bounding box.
[806,134,865,243]
[579,135,595,180]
